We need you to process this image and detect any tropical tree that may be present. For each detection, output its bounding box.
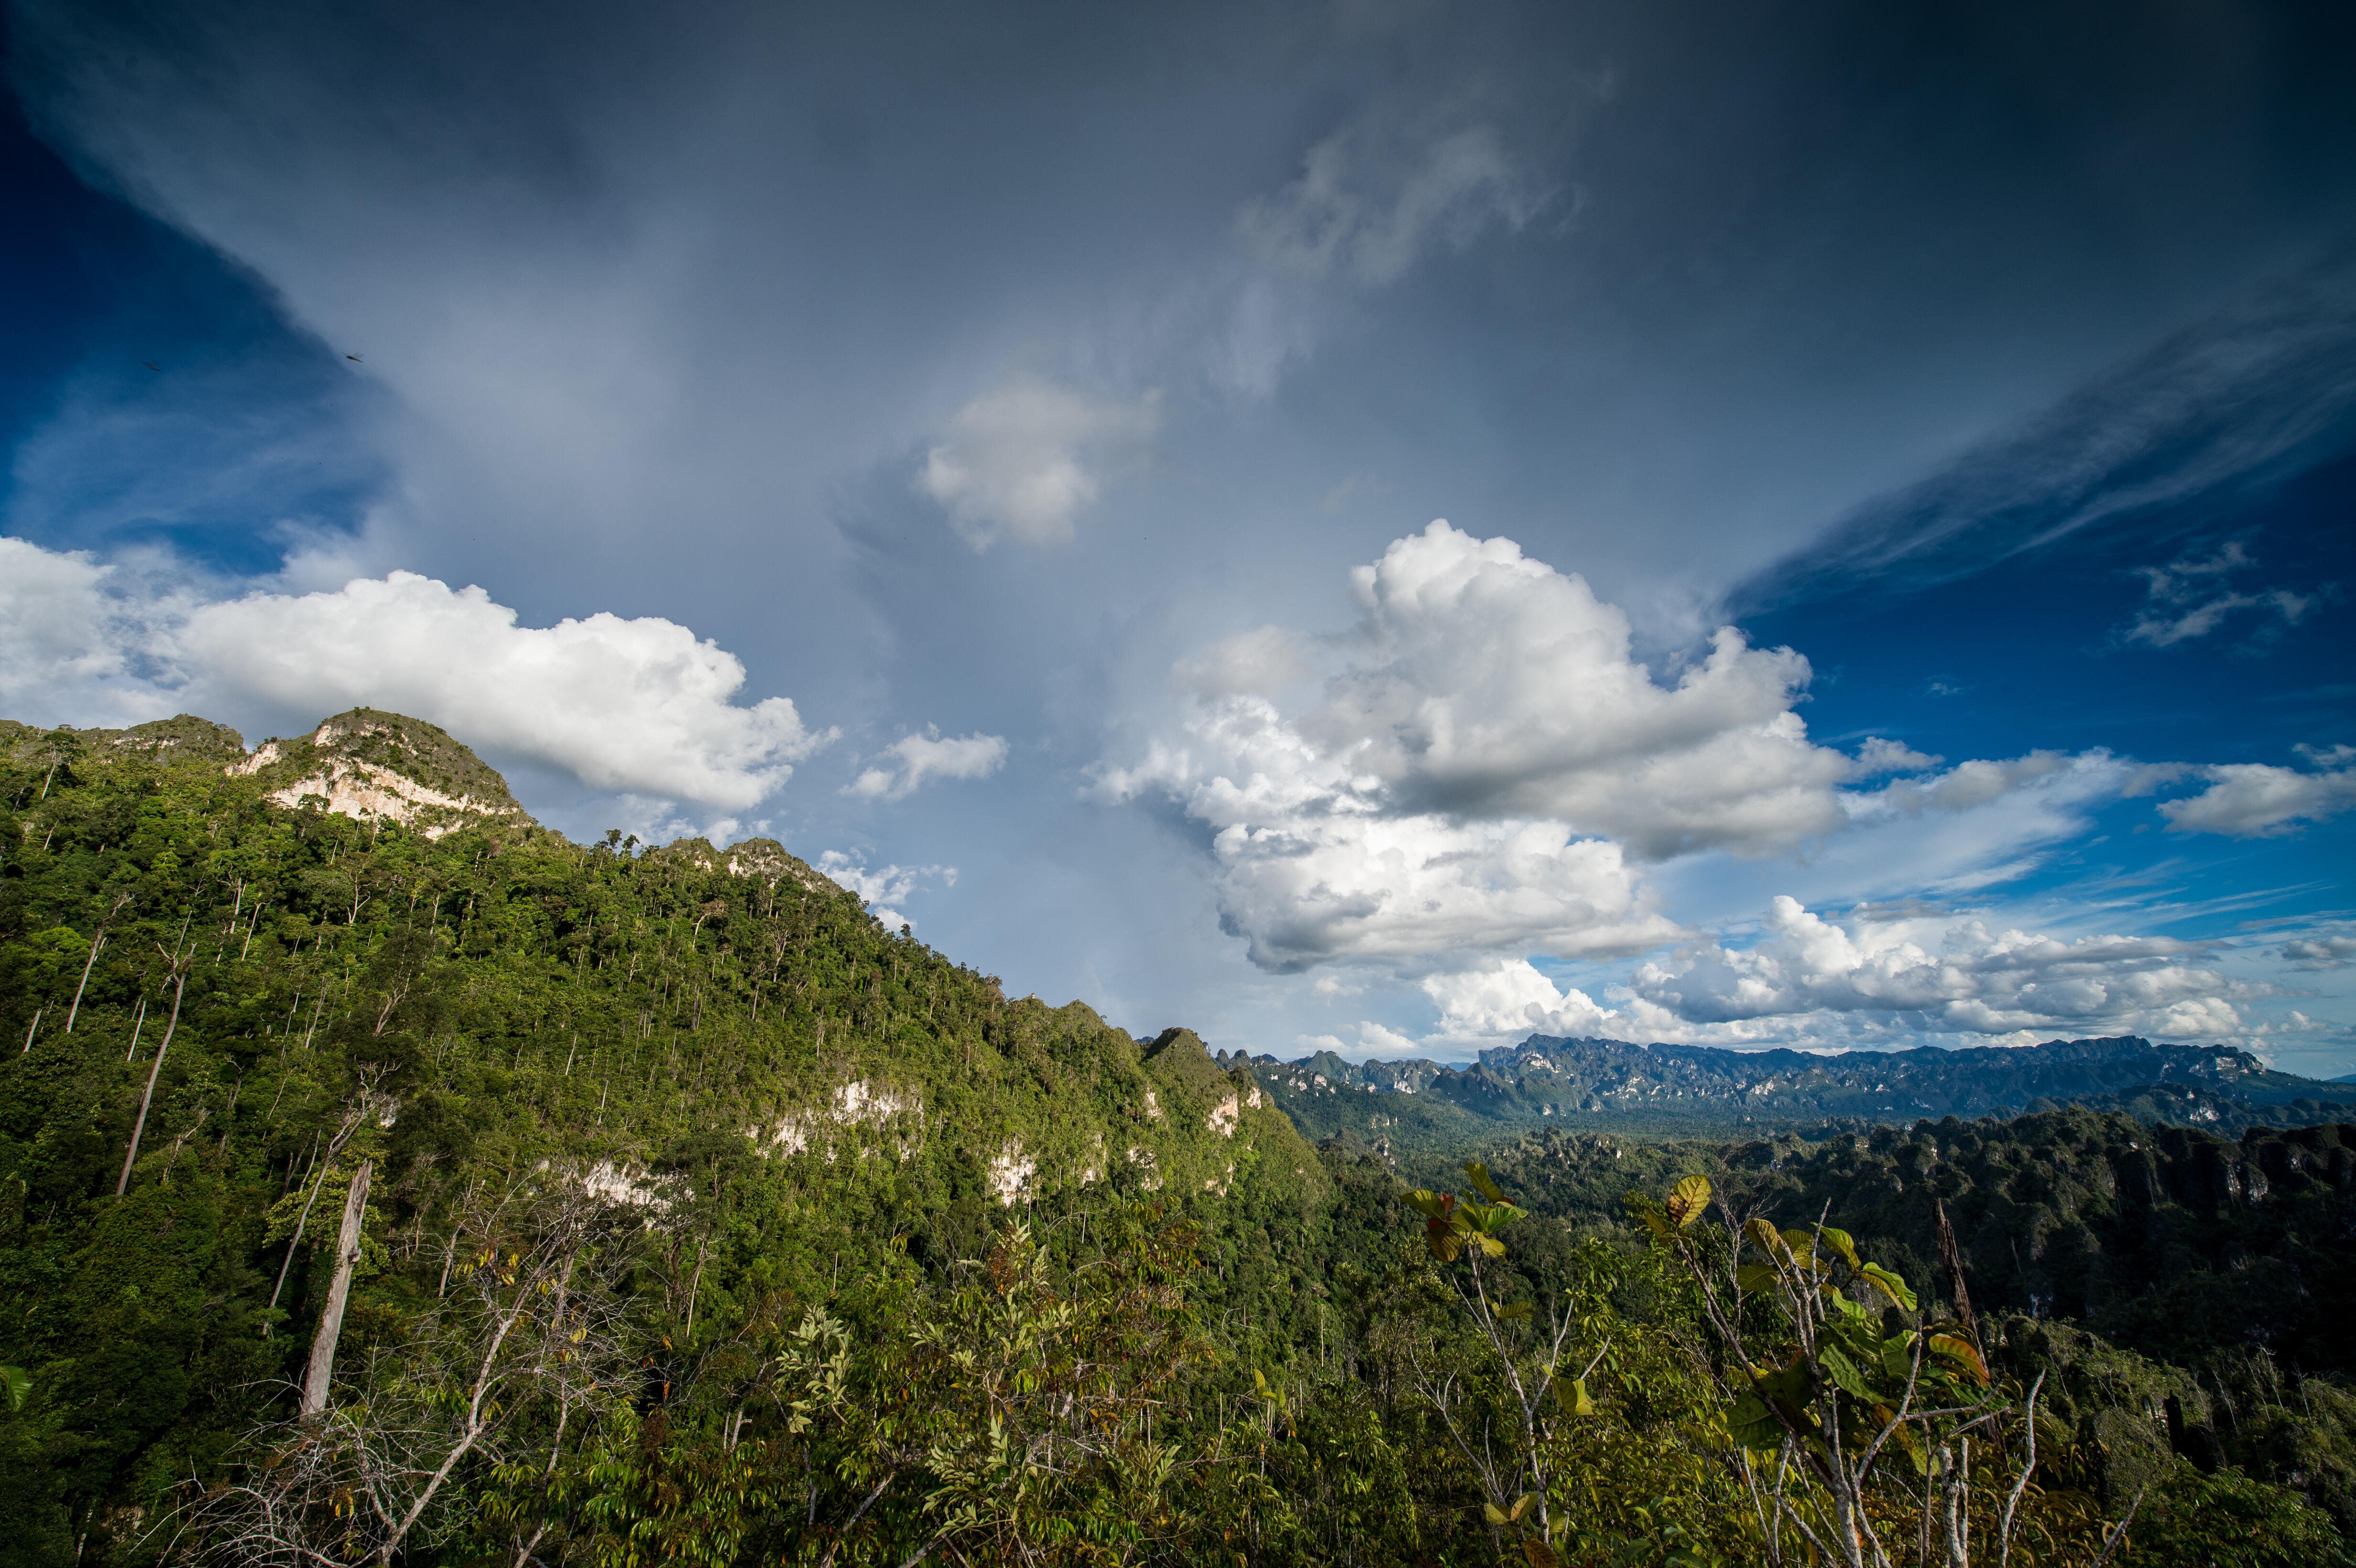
[1639,1175,2132,1568]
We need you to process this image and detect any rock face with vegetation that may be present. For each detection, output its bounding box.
[0,710,2349,1566]
[1243,1033,2356,1161]
[224,708,528,837]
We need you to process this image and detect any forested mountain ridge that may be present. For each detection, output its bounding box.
[0,711,1336,1564]
[3,709,2350,1566]
[1241,1032,2355,1166]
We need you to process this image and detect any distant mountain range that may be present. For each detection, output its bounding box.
[1226,1034,2356,1165]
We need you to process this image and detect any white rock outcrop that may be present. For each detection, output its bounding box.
[748,1078,926,1163]
[989,1142,1037,1206]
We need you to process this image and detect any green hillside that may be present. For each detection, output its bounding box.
[0,713,2348,1566]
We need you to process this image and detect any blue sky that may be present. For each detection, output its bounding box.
[3,0,2352,1074]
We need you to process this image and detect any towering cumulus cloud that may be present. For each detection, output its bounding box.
[1097,522,1877,970]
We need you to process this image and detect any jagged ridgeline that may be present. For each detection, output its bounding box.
[0,710,1332,1562]
[1247,1032,2356,1179]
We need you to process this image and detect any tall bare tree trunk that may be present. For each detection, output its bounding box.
[116,968,187,1196]
[64,930,102,1030]
[302,1158,372,1421]
[1935,1199,1981,1356]
[65,895,130,1032]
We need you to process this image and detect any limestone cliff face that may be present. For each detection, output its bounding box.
[226,708,526,838]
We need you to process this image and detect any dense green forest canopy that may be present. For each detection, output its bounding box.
[1,711,2349,1566]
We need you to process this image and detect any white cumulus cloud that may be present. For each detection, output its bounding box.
[2156,745,2356,838]
[1096,522,1913,971]
[0,538,184,726]
[845,727,1010,802]
[815,851,956,933]
[2281,932,2356,971]
[1306,522,1867,857]
[179,572,831,808]
[918,376,1160,548]
[1420,960,1653,1044]
[1632,895,2249,1038]
[0,537,829,811]
[1410,896,2264,1054]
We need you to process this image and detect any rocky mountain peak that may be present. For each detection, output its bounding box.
[226,707,525,838]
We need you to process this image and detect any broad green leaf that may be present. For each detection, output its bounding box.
[1508,1492,1536,1523]
[1881,1337,1917,1382]
[1819,1345,1876,1403]
[1928,1334,1988,1384]
[1667,1175,1712,1227]
[0,1365,26,1414]
[1404,1190,1452,1220]
[1428,1230,1462,1263]
[1484,1502,1509,1525]
[1736,1262,1779,1295]
[1464,1161,1505,1204]
[1818,1226,1862,1271]
[1778,1228,1817,1260]
[1495,1300,1533,1320]
[1861,1262,1917,1311]
[1559,1376,1597,1418]
[1728,1391,1779,1447]
[1522,1539,1560,1568]
[1477,1234,1507,1257]
[1253,1367,1271,1395]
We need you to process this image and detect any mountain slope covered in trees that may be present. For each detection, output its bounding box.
[1,710,2349,1567]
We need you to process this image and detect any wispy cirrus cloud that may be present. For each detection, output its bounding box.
[1238,120,1554,289]
[2118,541,2332,651]
[1734,252,2356,613]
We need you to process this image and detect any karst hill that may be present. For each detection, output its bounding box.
[0,706,1322,1219]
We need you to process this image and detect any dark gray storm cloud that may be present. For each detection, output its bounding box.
[8,0,2355,1060]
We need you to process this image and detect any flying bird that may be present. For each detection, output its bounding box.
[345,354,362,362]
[142,361,160,371]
